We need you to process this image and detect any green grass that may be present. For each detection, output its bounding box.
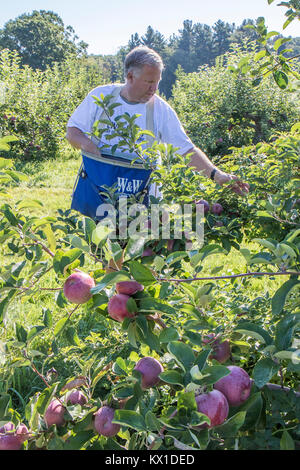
[3,149,82,215]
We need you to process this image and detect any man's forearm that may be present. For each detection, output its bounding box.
[66,127,100,155]
[185,147,216,178]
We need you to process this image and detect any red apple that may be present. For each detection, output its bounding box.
[210,339,231,364]
[202,333,216,344]
[214,365,251,407]
[63,271,95,304]
[67,389,88,406]
[0,422,15,433]
[167,239,175,251]
[15,423,30,443]
[202,335,231,364]
[195,199,210,214]
[116,280,144,296]
[141,247,155,257]
[134,356,164,389]
[44,399,66,427]
[0,434,22,450]
[0,422,29,450]
[211,203,223,215]
[195,390,229,428]
[108,293,136,322]
[94,406,120,437]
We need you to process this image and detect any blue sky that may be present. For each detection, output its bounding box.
[0,0,298,55]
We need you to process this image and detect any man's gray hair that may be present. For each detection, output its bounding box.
[124,46,164,78]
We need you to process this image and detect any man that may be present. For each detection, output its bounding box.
[66,46,249,200]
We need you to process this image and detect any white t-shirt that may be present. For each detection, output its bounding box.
[67,84,194,198]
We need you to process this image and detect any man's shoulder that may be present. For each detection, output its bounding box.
[153,94,176,115]
[88,83,123,97]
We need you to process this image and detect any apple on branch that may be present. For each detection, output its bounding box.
[63,271,95,304]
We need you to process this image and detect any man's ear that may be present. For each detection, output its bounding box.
[126,70,134,83]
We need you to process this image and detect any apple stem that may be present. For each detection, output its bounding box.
[147,314,167,329]
[148,409,178,450]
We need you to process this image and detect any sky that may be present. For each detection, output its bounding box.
[0,0,299,55]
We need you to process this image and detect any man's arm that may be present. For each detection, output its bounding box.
[66,127,100,156]
[184,146,250,196]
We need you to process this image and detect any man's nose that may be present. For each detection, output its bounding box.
[149,83,158,92]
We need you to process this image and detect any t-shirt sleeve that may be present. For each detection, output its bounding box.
[67,89,101,135]
[157,100,194,154]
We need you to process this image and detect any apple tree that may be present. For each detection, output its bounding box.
[0,96,299,451]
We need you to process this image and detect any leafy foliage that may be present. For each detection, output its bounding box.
[0,10,88,70]
[170,43,299,156]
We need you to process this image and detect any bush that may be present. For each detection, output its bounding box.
[0,49,104,160]
[170,42,299,157]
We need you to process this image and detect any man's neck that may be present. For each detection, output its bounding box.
[119,85,140,104]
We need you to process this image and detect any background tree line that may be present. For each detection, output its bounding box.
[0,10,299,98]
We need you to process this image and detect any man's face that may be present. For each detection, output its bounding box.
[126,65,162,103]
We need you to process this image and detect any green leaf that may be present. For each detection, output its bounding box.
[145,410,162,432]
[27,325,45,342]
[165,251,188,266]
[65,326,81,346]
[91,270,130,294]
[127,322,138,348]
[135,314,148,338]
[124,237,147,260]
[239,392,263,431]
[15,323,27,343]
[273,70,288,89]
[64,430,95,450]
[253,358,280,388]
[91,223,113,244]
[83,218,96,244]
[0,157,14,169]
[113,409,146,431]
[192,365,231,386]
[177,391,197,413]
[167,341,195,372]
[214,411,246,437]
[54,317,69,337]
[194,349,211,371]
[0,290,16,324]
[274,312,300,350]
[139,297,177,316]
[36,384,57,415]
[280,430,295,450]
[273,37,292,51]
[43,309,53,328]
[190,410,210,427]
[272,279,300,315]
[53,248,82,276]
[235,321,273,345]
[0,394,12,419]
[159,327,180,343]
[184,330,203,346]
[16,199,43,210]
[159,370,184,386]
[65,234,90,253]
[112,357,127,375]
[128,261,156,285]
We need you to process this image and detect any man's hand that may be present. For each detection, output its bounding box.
[214,170,250,197]
[66,127,101,156]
